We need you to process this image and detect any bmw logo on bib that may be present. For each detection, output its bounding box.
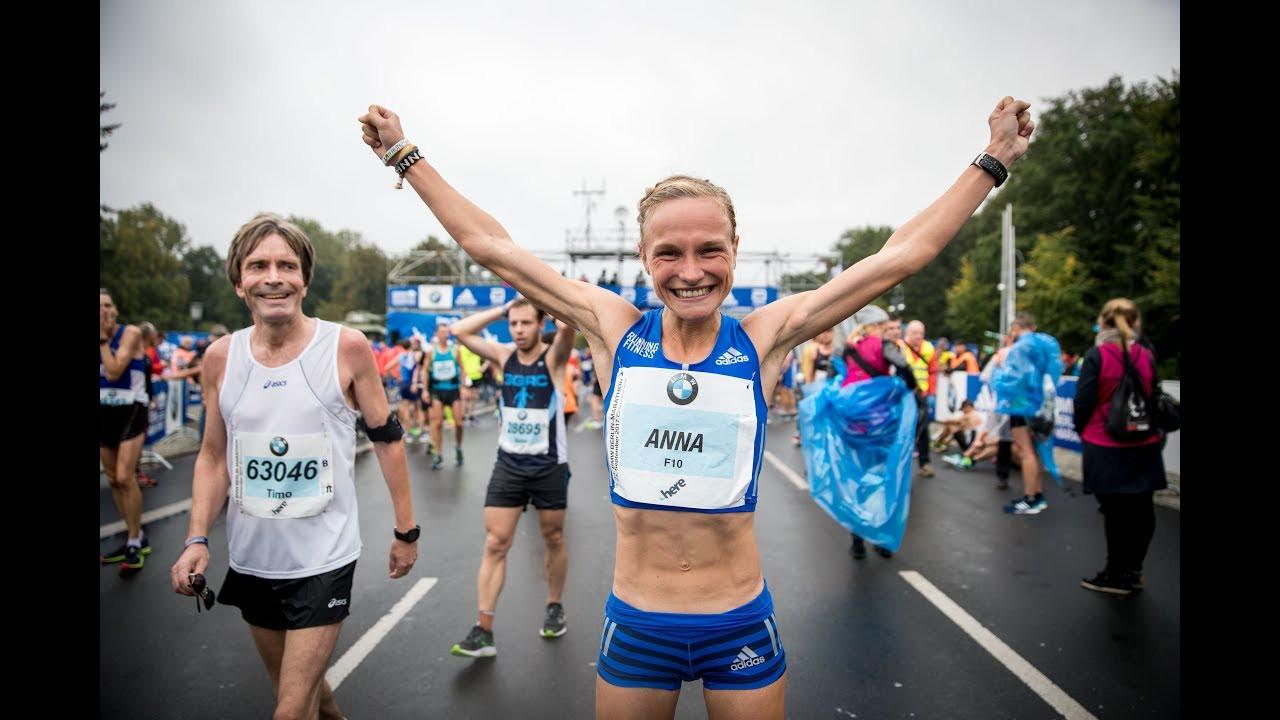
[666,373,698,406]
[269,436,289,457]
[518,409,528,421]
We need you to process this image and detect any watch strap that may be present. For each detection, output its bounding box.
[972,152,1009,187]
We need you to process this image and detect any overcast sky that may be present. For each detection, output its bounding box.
[100,0,1179,286]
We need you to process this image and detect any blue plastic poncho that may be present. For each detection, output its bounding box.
[798,375,917,552]
[992,332,1064,485]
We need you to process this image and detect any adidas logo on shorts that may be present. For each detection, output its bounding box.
[715,347,750,365]
[730,645,766,671]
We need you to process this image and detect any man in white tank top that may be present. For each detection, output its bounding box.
[168,214,420,720]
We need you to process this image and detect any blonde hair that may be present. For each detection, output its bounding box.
[1098,297,1141,350]
[636,175,736,245]
[226,213,316,288]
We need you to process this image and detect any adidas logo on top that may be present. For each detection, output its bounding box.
[715,347,750,365]
[730,645,766,671]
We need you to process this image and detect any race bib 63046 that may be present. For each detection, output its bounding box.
[232,429,334,519]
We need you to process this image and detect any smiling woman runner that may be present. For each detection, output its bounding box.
[359,96,1034,720]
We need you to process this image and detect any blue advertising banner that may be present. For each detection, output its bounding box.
[388,285,518,310]
[391,285,777,311]
[146,381,168,445]
[1053,377,1081,451]
[962,373,1080,451]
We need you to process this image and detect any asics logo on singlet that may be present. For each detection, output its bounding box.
[715,347,750,365]
[666,373,698,405]
[262,380,287,389]
[731,645,766,671]
[327,597,348,608]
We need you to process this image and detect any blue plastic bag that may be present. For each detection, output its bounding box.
[992,332,1062,417]
[798,375,917,552]
[993,333,1064,487]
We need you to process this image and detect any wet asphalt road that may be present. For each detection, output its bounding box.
[100,413,1179,719]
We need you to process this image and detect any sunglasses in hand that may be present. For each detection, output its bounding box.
[189,572,217,613]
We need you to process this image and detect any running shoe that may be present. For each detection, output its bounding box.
[1003,495,1048,514]
[540,602,567,638]
[456,447,464,466]
[119,545,146,576]
[876,545,894,559]
[451,625,496,658]
[1080,571,1134,596]
[431,453,443,470]
[102,536,151,564]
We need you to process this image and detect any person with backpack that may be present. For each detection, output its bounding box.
[1072,298,1167,596]
[825,304,918,559]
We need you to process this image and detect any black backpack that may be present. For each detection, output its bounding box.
[1103,344,1159,442]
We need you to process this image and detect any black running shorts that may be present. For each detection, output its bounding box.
[433,388,461,406]
[100,402,148,448]
[218,560,357,631]
[485,461,570,510]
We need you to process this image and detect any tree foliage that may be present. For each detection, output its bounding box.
[100,92,121,153]
[818,73,1181,376]
[99,204,190,330]
[1019,227,1099,354]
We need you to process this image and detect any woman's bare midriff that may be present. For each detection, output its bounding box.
[611,505,763,614]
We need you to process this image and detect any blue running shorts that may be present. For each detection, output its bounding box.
[597,582,786,691]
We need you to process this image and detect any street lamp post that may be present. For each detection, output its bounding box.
[999,204,1018,334]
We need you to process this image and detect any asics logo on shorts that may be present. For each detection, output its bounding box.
[327,597,348,608]
[715,347,750,365]
[730,645,766,671]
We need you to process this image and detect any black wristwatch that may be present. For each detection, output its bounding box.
[394,524,421,543]
[971,152,1009,187]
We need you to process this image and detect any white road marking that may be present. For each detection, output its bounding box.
[764,449,808,491]
[899,570,1098,720]
[327,577,439,690]
[100,499,192,540]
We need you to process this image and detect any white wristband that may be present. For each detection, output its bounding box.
[381,139,410,166]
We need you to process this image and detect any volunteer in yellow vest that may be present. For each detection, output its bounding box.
[459,343,485,425]
[934,338,955,374]
[898,320,938,478]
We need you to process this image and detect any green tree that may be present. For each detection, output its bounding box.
[182,245,251,330]
[944,74,1180,376]
[319,243,390,320]
[99,204,191,330]
[1019,227,1098,354]
[100,92,121,153]
[944,258,998,344]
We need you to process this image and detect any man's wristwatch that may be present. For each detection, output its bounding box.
[394,524,421,543]
[971,152,1009,187]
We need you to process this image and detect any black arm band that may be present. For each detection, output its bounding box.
[364,413,405,443]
